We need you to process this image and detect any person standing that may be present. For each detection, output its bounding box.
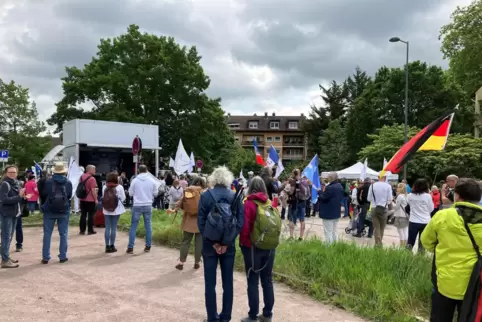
[102,172,126,253]
[197,166,244,322]
[174,176,205,270]
[24,174,39,215]
[355,178,374,238]
[367,175,393,246]
[287,169,309,240]
[40,163,73,264]
[406,179,434,252]
[441,175,458,209]
[393,183,409,247]
[78,165,98,235]
[0,165,31,268]
[319,172,344,243]
[240,176,278,322]
[421,178,482,321]
[126,165,157,254]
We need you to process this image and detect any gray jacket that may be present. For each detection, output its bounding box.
[0,179,23,217]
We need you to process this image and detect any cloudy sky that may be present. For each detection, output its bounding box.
[0,0,471,123]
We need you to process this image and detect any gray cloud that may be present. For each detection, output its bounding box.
[0,0,470,122]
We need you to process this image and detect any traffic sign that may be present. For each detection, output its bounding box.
[132,136,142,155]
[0,150,9,162]
[196,160,203,169]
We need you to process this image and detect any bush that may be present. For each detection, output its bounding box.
[23,210,432,321]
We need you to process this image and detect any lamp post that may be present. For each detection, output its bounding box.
[389,36,409,181]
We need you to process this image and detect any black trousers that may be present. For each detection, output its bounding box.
[79,201,96,233]
[430,289,462,322]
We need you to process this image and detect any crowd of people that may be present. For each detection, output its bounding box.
[1,161,481,322]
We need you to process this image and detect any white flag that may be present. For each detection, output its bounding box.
[189,152,195,172]
[174,139,191,175]
[360,158,368,180]
[169,157,175,168]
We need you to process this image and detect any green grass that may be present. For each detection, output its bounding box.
[23,210,432,321]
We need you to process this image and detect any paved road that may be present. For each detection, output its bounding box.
[1,227,365,322]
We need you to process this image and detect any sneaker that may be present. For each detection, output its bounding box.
[59,258,68,263]
[110,245,118,253]
[105,246,112,253]
[9,257,18,263]
[144,246,151,253]
[241,317,258,322]
[41,259,48,264]
[175,263,184,271]
[126,248,134,254]
[88,231,97,235]
[258,315,272,322]
[353,233,362,238]
[1,260,19,268]
[15,247,23,252]
[194,262,200,269]
[79,232,85,235]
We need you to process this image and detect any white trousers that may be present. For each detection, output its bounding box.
[323,218,339,244]
[397,227,408,241]
[73,196,80,212]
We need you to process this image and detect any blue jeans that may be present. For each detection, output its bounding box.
[104,215,120,246]
[241,246,275,319]
[42,215,69,261]
[203,240,235,322]
[16,216,23,248]
[27,201,37,212]
[289,202,306,224]
[1,216,18,262]
[341,197,349,217]
[128,205,152,249]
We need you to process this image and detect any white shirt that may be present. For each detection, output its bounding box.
[393,194,408,218]
[367,181,393,207]
[102,185,126,215]
[407,192,434,224]
[351,188,358,205]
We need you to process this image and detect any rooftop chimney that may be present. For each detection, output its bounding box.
[227,113,231,117]
[254,113,257,116]
[264,112,268,117]
[272,112,275,116]
[301,113,304,117]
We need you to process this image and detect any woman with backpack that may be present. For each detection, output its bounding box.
[240,176,280,322]
[102,172,126,253]
[174,177,205,270]
[168,180,183,210]
[422,178,482,321]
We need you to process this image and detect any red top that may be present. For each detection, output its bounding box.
[431,191,441,209]
[240,192,268,248]
[24,180,39,202]
[79,173,97,202]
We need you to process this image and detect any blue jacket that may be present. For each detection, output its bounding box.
[41,174,73,217]
[319,180,344,220]
[0,178,23,217]
[197,185,244,245]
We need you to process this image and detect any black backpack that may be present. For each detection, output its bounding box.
[457,208,482,322]
[76,175,92,199]
[47,181,68,214]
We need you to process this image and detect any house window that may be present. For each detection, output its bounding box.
[266,137,272,142]
[249,121,258,129]
[235,137,240,141]
[270,121,280,129]
[276,149,281,154]
[274,136,281,142]
[289,122,298,129]
[228,123,240,129]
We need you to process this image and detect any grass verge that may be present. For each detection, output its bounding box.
[23,210,432,322]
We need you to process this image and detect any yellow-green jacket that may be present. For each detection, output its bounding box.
[421,202,482,300]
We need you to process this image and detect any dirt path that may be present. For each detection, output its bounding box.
[0,227,365,322]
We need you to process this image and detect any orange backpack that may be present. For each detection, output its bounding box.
[182,186,201,216]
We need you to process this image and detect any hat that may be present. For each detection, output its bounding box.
[52,162,67,174]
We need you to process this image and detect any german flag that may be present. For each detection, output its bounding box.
[380,113,454,177]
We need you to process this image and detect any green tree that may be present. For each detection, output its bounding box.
[358,124,482,181]
[47,24,234,170]
[0,79,50,168]
[318,119,349,171]
[226,145,262,176]
[345,61,462,164]
[440,0,482,96]
[343,66,372,107]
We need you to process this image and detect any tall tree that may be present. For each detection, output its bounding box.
[320,80,348,121]
[440,0,482,96]
[0,79,50,168]
[343,66,372,107]
[47,24,234,170]
[317,119,349,171]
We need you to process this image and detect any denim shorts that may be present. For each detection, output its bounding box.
[289,202,306,224]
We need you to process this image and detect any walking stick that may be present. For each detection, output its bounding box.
[171,210,179,224]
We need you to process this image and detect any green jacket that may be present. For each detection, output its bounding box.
[421,202,482,300]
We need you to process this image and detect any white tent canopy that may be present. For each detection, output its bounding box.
[321,162,399,181]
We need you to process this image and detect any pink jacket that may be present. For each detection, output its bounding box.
[24,180,39,202]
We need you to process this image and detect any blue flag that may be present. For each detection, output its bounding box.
[302,154,320,204]
[266,145,284,178]
[34,161,42,177]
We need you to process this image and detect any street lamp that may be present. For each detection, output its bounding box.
[389,36,409,181]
